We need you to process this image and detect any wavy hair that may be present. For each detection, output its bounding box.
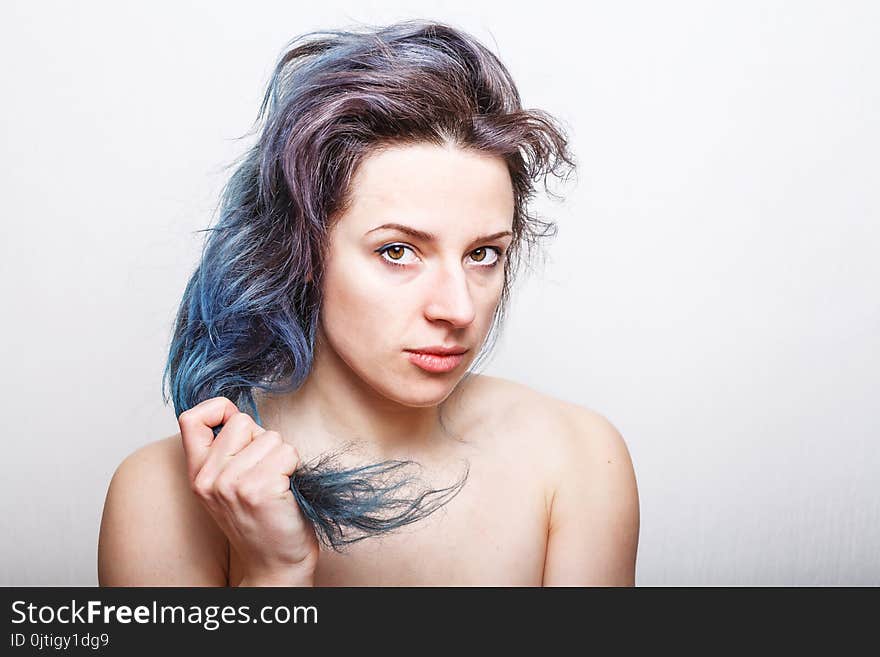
[162,19,575,552]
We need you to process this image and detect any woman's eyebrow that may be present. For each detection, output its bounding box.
[365,222,512,243]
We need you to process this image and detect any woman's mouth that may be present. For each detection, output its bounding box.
[404,349,468,373]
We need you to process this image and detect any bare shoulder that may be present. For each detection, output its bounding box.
[97,434,228,586]
[464,373,630,464]
[468,374,639,585]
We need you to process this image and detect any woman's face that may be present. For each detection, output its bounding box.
[317,142,515,407]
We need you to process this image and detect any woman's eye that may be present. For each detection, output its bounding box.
[377,244,419,267]
[468,247,501,267]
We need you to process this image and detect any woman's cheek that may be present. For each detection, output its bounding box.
[475,279,503,314]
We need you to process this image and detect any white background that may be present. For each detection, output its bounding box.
[1,1,877,585]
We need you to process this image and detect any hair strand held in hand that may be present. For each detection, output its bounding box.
[291,451,470,551]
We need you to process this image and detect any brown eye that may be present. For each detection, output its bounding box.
[468,247,500,267]
[377,243,419,267]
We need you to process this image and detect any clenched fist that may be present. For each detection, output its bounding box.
[178,396,319,586]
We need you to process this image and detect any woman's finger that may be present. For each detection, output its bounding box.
[214,431,286,494]
[238,442,303,501]
[178,397,240,481]
[196,412,266,484]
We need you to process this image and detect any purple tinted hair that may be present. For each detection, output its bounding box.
[162,19,575,552]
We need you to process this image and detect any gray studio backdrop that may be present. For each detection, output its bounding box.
[1,1,877,585]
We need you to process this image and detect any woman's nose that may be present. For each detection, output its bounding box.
[423,264,476,328]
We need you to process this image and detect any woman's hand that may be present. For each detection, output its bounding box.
[178,396,319,586]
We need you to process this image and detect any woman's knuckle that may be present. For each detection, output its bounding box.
[191,474,212,498]
[214,474,236,499]
[237,482,263,506]
[225,412,249,431]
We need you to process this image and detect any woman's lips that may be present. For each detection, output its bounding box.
[404,350,466,373]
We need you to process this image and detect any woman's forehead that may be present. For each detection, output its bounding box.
[342,142,515,234]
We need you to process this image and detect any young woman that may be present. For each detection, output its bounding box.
[98,20,639,586]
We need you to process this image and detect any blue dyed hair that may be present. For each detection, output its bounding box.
[162,19,575,551]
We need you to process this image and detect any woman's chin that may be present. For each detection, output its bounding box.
[352,358,467,408]
[385,375,460,408]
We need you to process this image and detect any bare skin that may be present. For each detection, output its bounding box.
[98,143,640,586]
[98,374,638,586]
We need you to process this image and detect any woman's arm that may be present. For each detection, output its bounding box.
[541,409,640,586]
[98,436,229,586]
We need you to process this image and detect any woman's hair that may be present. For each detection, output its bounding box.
[162,19,575,551]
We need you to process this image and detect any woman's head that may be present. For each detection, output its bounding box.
[164,19,574,421]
